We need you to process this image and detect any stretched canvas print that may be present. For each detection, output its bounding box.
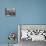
[5,8,16,16]
[18,24,46,46]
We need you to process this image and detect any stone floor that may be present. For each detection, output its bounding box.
[19,40,46,46]
[0,40,46,46]
[0,44,18,46]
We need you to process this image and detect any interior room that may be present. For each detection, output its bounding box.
[0,0,46,46]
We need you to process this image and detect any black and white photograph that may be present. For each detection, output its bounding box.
[5,8,16,16]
